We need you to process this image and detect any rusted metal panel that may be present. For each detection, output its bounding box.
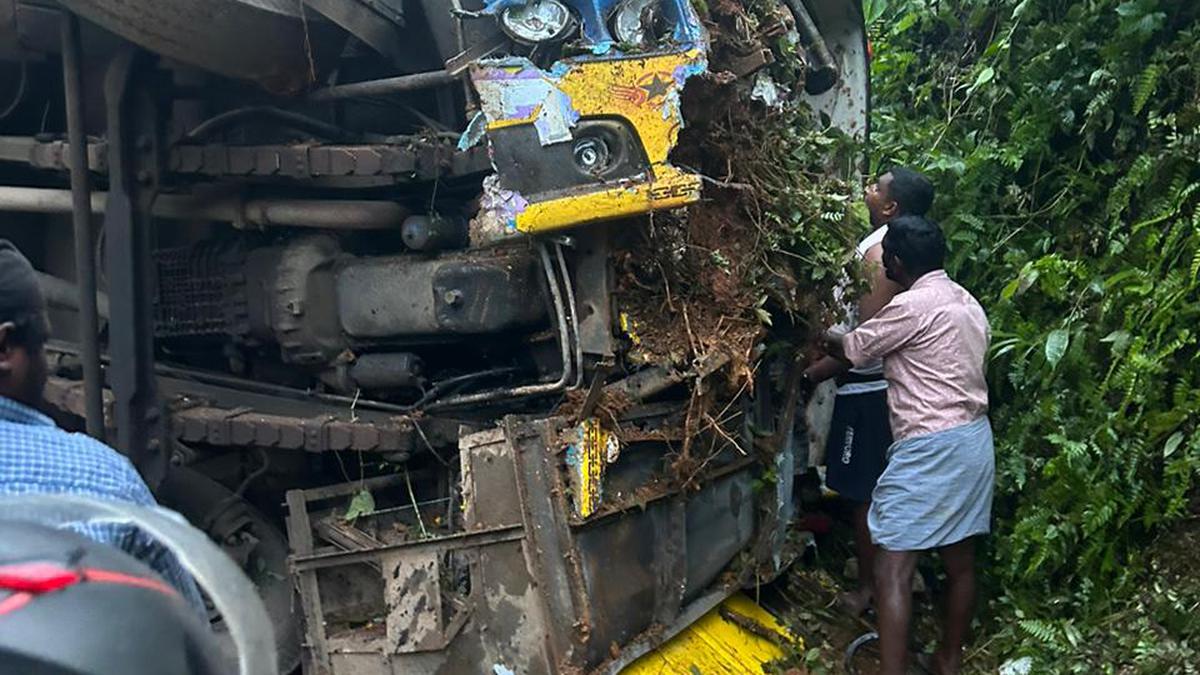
[505,417,591,669]
[573,504,661,659]
[286,465,552,675]
[279,416,777,675]
[653,499,688,626]
[459,427,523,530]
[381,551,444,654]
[465,540,553,675]
[286,488,333,675]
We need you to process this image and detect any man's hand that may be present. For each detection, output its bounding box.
[803,354,848,389]
[823,330,853,365]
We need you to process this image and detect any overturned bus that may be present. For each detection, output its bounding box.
[0,0,867,673]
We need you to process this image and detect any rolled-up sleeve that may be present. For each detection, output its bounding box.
[843,296,922,367]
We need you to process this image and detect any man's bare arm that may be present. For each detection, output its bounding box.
[803,354,847,385]
[858,243,903,321]
[823,330,852,365]
[801,243,898,389]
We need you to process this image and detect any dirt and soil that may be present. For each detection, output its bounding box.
[613,0,863,383]
[600,1,864,489]
[762,503,946,675]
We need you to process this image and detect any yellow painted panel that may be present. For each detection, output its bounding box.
[512,51,704,232]
[566,418,619,518]
[622,594,798,675]
[467,49,706,234]
[515,170,701,233]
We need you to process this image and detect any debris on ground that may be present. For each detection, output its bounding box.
[763,504,946,675]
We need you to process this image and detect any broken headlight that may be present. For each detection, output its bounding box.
[611,0,665,47]
[499,0,577,44]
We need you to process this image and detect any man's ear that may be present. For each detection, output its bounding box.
[0,322,14,373]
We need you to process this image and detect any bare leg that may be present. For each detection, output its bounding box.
[840,501,876,614]
[933,537,976,675]
[875,548,917,675]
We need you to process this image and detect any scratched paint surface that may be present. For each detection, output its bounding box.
[469,49,707,233]
[472,63,582,145]
[565,418,619,518]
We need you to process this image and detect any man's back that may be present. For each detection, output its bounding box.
[0,397,151,503]
[844,270,990,441]
[0,395,205,610]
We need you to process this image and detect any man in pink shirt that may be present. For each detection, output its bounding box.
[829,215,994,675]
[802,167,934,616]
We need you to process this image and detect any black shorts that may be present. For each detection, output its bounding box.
[825,389,892,503]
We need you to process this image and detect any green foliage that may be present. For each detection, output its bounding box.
[872,0,1200,669]
[343,489,375,524]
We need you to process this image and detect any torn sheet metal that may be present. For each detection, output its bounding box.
[565,418,620,518]
[471,60,582,146]
[458,111,489,151]
[470,174,530,242]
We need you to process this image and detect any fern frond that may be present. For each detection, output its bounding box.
[1132,63,1162,115]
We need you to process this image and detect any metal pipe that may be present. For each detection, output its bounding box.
[61,12,105,441]
[784,0,840,95]
[0,186,99,213]
[0,59,28,121]
[36,271,110,319]
[555,242,584,390]
[181,106,366,143]
[307,70,457,102]
[238,198,408,229]
[0,187,408,229]
[425,242,576,411]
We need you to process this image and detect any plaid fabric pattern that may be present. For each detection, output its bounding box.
[0,395,205,611]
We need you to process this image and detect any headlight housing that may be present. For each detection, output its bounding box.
[611,0,662,47]
[499,0,577,44]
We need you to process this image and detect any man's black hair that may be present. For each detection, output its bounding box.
[0,240,48,349]
[885,215,946,277]
[886,166,935,217]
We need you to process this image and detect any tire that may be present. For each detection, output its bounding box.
[158,467,303,675]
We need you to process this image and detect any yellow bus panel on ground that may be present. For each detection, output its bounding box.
[622,593,797,674]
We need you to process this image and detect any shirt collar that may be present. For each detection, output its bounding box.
[910,269,949,290]
[0,395,56,427]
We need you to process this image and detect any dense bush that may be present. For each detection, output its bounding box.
[868,0,1200,670]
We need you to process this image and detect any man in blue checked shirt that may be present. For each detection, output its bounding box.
[0,239,204,612]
